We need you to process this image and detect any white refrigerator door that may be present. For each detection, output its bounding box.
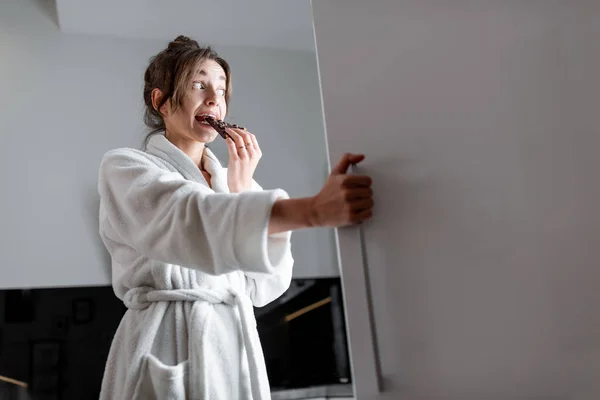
[312,1,600,399]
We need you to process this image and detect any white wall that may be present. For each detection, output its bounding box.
[313,0,600,399]
[0,0,337,290]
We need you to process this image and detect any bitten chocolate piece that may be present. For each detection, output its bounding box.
[204,116,230,139]
[203,116,246,139]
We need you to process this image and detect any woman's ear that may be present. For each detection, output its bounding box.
[151,88,169,116]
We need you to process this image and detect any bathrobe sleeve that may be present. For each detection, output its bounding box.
[98,148,290,276]
[243,180,295,307]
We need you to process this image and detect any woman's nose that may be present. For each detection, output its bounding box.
[204,90,219,106]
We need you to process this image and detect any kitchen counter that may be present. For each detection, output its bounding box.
[271,383,353,400]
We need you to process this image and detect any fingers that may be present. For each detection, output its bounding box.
[225,129,242,159]
[225,132,240,158]
[346,181,373,223]
[350,198,374,212]
[238,130,261,158]
[353,208,373,223]
[345,187,373,200]
[342,175,372,188]
[249,132,261,155]
[225,128,261,160]
[331,153,365,175]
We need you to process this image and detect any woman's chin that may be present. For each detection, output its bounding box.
[193,124,219,141]
[195,133,219,145]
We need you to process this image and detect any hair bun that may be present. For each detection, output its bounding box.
[167,35,200,51]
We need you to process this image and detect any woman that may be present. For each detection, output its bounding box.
[98,36,373,400]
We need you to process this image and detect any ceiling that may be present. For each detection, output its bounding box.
[55,0,316,51]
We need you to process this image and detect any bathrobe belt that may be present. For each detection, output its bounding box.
[123,286,270,400]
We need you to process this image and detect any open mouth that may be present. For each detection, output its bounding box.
[195,114,218,126]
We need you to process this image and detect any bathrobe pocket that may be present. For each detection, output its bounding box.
[137,353,189,399]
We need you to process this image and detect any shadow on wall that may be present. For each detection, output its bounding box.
[31,0,59,27]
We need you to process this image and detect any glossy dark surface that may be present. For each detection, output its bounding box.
[0,278,350,399]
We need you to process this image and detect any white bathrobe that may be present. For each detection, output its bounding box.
[97,134,294,400]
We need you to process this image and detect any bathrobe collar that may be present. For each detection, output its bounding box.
[146,134,230,193]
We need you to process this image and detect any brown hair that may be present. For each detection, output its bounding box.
[143,35,232,146]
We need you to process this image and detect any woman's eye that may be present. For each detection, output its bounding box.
[217,89,226,96]
[192,82,204,90]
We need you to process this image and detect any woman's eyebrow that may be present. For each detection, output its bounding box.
[195,69,226,81]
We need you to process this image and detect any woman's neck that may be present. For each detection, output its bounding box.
[165,132,206,169]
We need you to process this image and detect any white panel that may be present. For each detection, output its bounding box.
[313,0,600,399]
[55,0,315,51]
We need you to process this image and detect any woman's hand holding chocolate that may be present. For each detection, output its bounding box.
[225,127,261,193]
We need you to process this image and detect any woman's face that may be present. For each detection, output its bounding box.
[160,59,228,144]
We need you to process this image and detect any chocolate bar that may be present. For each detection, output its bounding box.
[204,116,245,139]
